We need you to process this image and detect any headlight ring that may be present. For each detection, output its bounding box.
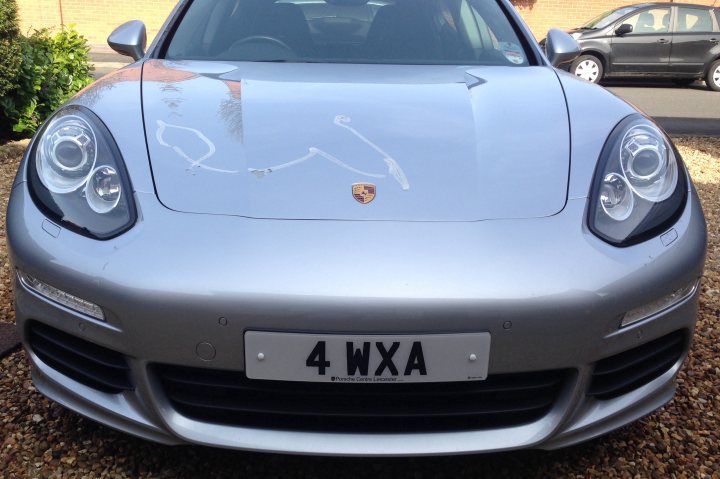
[619,124,677,203]
[28,106,136,240]
[37,115,98,194]
[589,115,687,246]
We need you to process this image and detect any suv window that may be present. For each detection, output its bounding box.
[676,7,715,33]
[582,6,640,30]
[621,7,671,34]
[165,0,530,66]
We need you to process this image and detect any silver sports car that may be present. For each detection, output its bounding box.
[7,0,708,456]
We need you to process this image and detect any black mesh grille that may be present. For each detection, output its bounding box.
[588,330,686,400]
[156,365,568,433]
[28,322,133,394]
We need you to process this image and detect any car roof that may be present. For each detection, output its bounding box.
[637,2,719,8]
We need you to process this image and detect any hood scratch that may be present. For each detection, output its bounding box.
[248,115,410,190]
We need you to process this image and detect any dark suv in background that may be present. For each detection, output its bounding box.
[566,3,720,91]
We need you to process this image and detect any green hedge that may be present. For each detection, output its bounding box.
[1,28,95,138]
[0,0,94,140]
[0,0,22,99]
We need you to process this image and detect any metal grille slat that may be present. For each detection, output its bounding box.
[28,322,133,394]
[167,388,557,417]
[157,365,567,433]
[31,323,128,369]
[160,369,563,396]
[589,331,686,400]
[592,334,684,376]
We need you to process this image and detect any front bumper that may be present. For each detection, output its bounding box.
[7,179,707,455]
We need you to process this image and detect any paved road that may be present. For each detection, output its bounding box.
[89,52,719,136]
[91,51,130,78]
[605,79,720,136]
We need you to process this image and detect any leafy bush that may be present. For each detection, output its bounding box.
[0,26,94,139]
[0,0,17,34]
[0,0,22,98]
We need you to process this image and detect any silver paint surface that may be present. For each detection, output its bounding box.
[107,20,147,61]
[5,0,708,455]
[141,61,570,221]
[545,28,581,67]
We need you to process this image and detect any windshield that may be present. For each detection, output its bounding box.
[582,6,640,29]
[164,0,531,66]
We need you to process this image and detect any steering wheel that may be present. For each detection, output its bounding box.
[228,35,296,58]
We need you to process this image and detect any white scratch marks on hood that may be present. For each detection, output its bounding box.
[248,115,410,190]
[156,120,238,174]
[250,147,385,179]
[333,115,410,191]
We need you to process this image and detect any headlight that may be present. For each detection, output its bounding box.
[589,115,687,246]
[28,106,136,239]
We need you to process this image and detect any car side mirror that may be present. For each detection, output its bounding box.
[615,24,633,36]
[544,29,580,68]
[108,20,147,61]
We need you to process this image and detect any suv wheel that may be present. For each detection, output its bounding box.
[571,55,603,84]
[707,60,720,92]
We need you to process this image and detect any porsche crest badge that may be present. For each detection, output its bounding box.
[352,183,376,204]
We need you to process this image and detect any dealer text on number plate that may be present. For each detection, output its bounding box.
[244,332,491,383]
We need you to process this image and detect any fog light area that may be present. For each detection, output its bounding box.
[17,270,105,321]
[622,280,700,327]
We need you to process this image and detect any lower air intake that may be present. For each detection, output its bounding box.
[28,321,133,394]
[156,365,568,433]
[589,330,687,400]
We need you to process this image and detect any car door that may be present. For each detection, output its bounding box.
[610,6,672,74]
[669,6,720,75]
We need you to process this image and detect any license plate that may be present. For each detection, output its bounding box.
[244,332,491,383]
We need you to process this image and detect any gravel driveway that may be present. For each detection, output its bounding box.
[1,138,718,478]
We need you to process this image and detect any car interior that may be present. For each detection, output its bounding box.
[165,0,529,66]
[676,9,715,33]
[623,9,670,34]
[626,7,717,35]
[635,12,658,33]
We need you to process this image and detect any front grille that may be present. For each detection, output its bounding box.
[588,330,686,400]
[28,321,133,394]
[157,365,568,433]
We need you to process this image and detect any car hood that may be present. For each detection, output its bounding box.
[141,60,570,221]
[568,27,606,40]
